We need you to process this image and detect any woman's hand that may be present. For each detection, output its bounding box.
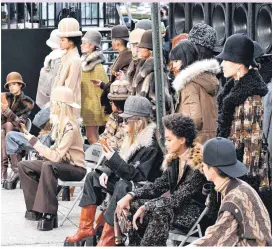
[90,79,102,87]
[1,93,8,112]
[116,70,125,80]
[100,141,115,160]
[99,173,108,188]
[116,194,133,218]
[23,132,34,141]
[133,205,146,230]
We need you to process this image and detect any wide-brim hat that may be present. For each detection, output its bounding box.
[51,86,81,109]
[216,33,258,67]
[5,72,26,89]
[253,41,265,59]
[203,137,249,178]
[119,95,152,118]
[46,29,60,49]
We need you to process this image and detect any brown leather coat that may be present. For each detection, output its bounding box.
[172,59,220,144]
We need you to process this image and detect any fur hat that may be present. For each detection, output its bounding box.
[129,28,145,44]
[5,72,26,89]
[111,25,130,41]
[138,30,153,50]
[189,23,216,50]
[216,33,258,67]
[108,80,133,100]
[46,29,60,49]
[57,18,82,38]
[82,29,102,49]
[135,19,152,30]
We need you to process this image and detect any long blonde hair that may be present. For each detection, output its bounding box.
[50,101,80,145]
[124,116,151,146]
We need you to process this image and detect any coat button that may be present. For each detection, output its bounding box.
[235,209,239,213]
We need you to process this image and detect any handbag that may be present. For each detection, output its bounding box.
[114,209,133,245]
[33,106,50,129]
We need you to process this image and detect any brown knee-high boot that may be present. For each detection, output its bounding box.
[4,153,22,189]
[96,222,115,247]
[65,205,98,244]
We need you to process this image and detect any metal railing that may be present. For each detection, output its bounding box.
[1,2,120,29]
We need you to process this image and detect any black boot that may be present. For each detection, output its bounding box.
[37,213,58,231]
[25,210,43,221]
[4,153,22,190]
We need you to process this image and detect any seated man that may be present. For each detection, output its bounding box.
[190,137,272,246]
[117,114,208,246]
[1,72,34,184]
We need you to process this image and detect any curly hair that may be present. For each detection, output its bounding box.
[162,113,197,147]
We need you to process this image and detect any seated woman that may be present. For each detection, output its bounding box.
[117,114,207,246]
[65,95,163,246]
[1,72,34,185]
[4,121,53,190]
[18,86,86,231]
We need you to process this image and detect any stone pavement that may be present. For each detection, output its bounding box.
[1,186,86,247]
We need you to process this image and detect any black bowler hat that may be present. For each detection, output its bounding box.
[216,33,258,67]
[203,137,249,178]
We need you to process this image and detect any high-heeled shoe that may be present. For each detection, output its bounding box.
[37,213,58,231]
[4,172,19,190]
[25,210,43,221]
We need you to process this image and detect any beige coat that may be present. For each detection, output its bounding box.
[29,120,85,168]
[52,48,82,117]
[173,59,221,144]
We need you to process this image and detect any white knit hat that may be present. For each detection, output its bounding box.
[57,18,82,38]
[129,28,145,44]
[46,29,60,49]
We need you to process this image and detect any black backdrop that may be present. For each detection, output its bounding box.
[1,28,53,134]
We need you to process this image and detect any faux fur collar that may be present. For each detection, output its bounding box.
[119,122,156,162]
[80,50,105,72]
[172,59,221,92]
[217,69,268,138]
[44,49,65,70]
[133,58,154,87]
[161,143,203,172]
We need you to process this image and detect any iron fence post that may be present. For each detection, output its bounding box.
[151,3,166,147]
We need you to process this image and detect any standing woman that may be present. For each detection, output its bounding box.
[171,40,220,144]
[216,34,268,191]
[80,30,109,144]
[52,18,82,118]
[18,86,86,231]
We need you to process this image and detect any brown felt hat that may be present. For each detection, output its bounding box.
[111,25,130,41]
[5,72,26,89]
[138,30,153,50]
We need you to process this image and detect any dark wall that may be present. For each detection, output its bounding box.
[169,3,272,54]
[2,28,53,134]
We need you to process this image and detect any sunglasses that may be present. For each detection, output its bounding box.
[123,117,139,125]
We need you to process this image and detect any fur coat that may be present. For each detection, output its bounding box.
[2,92,34,129]
[132,57,173,115]
[217,69,269,189]
[172,59,220,144]
[36,49,65,108]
